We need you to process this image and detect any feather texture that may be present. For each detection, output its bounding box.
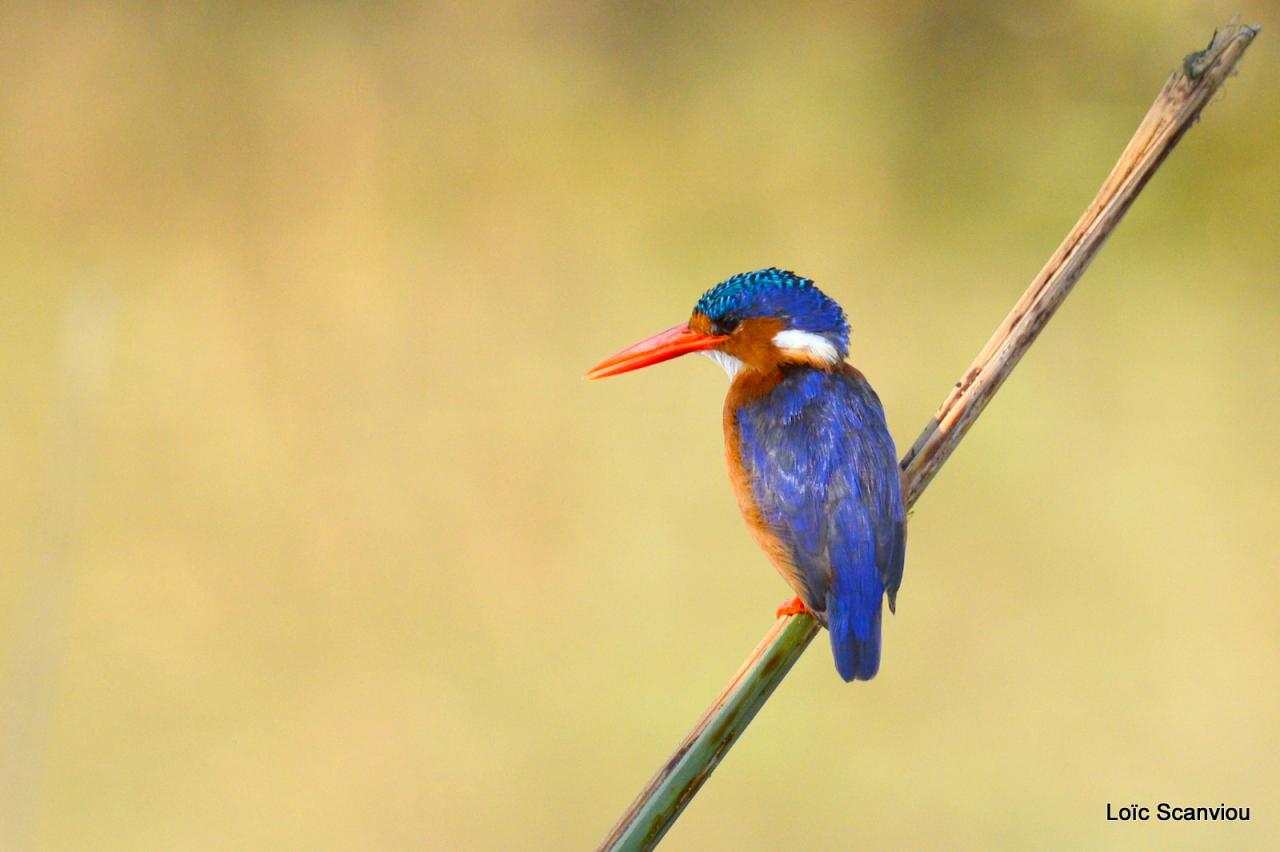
[728,364,905,681]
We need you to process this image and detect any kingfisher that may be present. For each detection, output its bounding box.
[588,269,905,681]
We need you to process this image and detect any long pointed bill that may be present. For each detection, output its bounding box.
[587,322,728,379]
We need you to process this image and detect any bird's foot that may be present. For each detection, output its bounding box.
[775,596,812,619]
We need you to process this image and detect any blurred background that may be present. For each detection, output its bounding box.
[2,2,1278,849]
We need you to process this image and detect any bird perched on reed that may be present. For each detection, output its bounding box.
[589,269,905,681]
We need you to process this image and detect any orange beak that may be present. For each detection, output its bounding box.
[587,322,729,379]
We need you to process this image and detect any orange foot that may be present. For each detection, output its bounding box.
[775,596,813,619]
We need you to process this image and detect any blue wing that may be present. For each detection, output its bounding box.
[736,366,905,681]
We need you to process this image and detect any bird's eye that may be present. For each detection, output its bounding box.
[714,318,740,335]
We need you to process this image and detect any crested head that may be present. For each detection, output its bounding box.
[690,268,850,377]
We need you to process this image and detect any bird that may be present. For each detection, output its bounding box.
[588,268,905,681]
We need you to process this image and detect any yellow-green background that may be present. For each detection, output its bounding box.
[3,3,1277,850]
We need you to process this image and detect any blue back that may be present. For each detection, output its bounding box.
[735,367,904,681]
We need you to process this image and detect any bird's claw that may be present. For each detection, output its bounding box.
[775,596,812,619]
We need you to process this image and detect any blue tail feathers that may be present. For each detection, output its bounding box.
[827,590,883,682]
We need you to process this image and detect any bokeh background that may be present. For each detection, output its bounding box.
[2,3,1278,849]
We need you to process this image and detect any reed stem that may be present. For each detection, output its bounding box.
[598,20,1258,852]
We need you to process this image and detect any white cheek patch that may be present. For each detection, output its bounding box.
[771,329,840,366]
[699,349,744,379]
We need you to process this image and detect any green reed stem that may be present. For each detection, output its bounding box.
[598,20,1257,852]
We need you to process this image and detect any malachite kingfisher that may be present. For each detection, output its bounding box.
[589,269,906,681]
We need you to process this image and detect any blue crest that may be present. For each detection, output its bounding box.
[693,268,850,357]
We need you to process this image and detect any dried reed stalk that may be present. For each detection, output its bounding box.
[599,21,1258,852]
